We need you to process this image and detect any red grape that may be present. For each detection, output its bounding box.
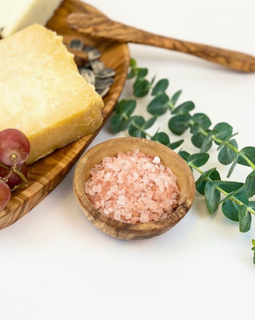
[0,163,28,189]
[0,179,11,211]
[0,128,30,166]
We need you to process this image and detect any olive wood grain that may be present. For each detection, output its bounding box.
[73,137,195,240]
[0,0,130,230]
[67,12,255,73]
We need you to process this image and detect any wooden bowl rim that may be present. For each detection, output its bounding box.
[73,137,195,234]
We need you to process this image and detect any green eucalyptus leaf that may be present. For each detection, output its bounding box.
[252,238,255,265]
[171,101,195,115]
[204,181,221,214]
[111,114,126,133]
[244,170,255,198]
[168,114,191,135]
[200,132,213,152]
[169,139,184,150]
[130,130,146,138]
[213,122,233,144]
[150,75,156,86]
[192,113,211,129]
[218,182,245,204]
[190,124,201,135]
[196,168,221,195]
[222,199,240,221]
[227,155,239,178]
[147,93,169,116]
[144,116,157,129]
[129,115,145,127]
[115,100,136,116]
[170,90,182,106]
[216,133,238,152]
[195,168,217,183]
[151,132,170,145]
[128,116,146,138]
[137,68,148,79]
[235,189,249,206]
[217,181,243,193]
[222,188,249,220]
[248,201,255,211]
[127,69,136,79]
[120,118,133,132]
[218,139,238,165]
[191,133,205,148]
[188,153,209,167]
[151,132,183,150]
[178,150,190,162]
[239,205,251,233]
[127,59,140,79]
[133,78,151,97]
[151,79,169,96]
[130,58,137,68]
[220,190,239,204]
[237,147,255,167]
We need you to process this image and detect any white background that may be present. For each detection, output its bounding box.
[1,0,255,319]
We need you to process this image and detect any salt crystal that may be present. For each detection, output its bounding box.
[144,162,152,170]
[94,201,100,209]
[105,172,112,180]
[131,217,139,223]
[117,195,126,206]
[140,213,149,223]
[134,149,139,155]
[110,185,118,193]
[126,213,132,220]
[133,171,139,181]
[153,156,161,164]
[114,210,121,221]
[85,149,180,224]
[88,189,95,196]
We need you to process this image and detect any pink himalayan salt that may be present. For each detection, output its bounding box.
[85,149,180,224]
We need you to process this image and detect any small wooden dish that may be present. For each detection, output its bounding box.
[73,137,195,240]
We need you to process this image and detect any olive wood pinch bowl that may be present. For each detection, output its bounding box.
[73,137,195,240]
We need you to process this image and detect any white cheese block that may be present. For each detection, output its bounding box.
[0,24,104,164]
[0,0,63,38]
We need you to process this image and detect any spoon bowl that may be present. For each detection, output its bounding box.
[73,137,195,240]
[67,12,255,73]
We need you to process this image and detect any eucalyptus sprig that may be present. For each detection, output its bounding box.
[111,58,255,264]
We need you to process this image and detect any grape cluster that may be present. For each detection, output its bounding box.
[0,129,30,211]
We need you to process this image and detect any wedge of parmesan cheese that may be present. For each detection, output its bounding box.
[0,0,63,38]
[0,24,104,164]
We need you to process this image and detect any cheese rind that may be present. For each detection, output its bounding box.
[0,24,104,164]
[0,0,63,38]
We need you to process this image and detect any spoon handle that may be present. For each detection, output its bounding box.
[67,12,255,73]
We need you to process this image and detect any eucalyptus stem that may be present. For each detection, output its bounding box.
[187,120,255,170]
[121,113,154,139]
[190,162,255,216]
[111,57,255,264]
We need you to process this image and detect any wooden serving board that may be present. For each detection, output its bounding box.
[0,0,130,229]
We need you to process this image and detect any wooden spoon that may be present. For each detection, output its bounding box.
[66,12,255,73]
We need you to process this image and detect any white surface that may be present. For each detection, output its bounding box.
[1,0,255,319]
